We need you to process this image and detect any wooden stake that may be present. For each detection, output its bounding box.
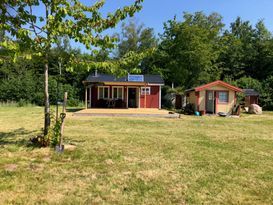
[59,92,67,150]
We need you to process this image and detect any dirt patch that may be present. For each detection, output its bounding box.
[64,144,76,151]
[105,159,114,165]
[43,157,51,162]
[136,169,160,181]
[4,164,17,172]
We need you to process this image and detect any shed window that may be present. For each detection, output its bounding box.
[98,86,110,99]
[141,87,151,95]
[112,87,123,99]
[218,91,228,103]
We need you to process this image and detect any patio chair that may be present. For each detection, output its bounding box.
[107,99,116,108]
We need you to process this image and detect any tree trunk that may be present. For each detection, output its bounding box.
[44,57,50,136]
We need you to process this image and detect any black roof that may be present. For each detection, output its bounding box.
[85,73,164,84]
[243,89,259,96]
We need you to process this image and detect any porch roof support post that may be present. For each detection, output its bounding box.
[195,91,199,112]
[85,86,87,109]
[234,91,237,105]
[89,86,92,108]
[144,84,147,108]
[138,87,140,109]
[159,86,161,109]
[126,87,128,108]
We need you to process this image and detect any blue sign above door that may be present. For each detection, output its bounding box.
[128,74,144,82]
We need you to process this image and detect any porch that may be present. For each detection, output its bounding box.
[73,108,179,118]
[84,84,161,109]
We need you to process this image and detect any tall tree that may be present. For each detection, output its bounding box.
[116,19,157,57]
[157,12,224,88]
[0,0,143,135]
[252,20,273,79]
[115,19,158,73]
[219,18,273,81]
[219,17,257,79]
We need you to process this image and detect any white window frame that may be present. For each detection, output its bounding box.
[112,86,124,100]
[97,86,110,99]
[141,87,151,95]
[218,91,228,103]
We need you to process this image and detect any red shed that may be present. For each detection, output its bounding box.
[83,73,164,109]
[243,89,260,107]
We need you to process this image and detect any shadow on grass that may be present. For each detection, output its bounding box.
[0,128,38,147]
[66,108,84,113]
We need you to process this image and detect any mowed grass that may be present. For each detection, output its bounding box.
[1,107,273,204]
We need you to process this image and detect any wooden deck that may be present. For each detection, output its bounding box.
[73,108,179,118]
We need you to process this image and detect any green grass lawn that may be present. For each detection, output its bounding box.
[1,107,273,204]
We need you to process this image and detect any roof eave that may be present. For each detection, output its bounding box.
[195,80,243,92]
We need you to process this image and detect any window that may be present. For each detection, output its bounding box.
[98,86,109,99]
[141,87,151,95]
[218,91,228,103]
[208,92,213,100]
[112,87,123,99]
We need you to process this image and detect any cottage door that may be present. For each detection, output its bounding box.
[206,91,214,114]
[128,88,137,108]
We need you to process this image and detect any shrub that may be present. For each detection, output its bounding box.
[17,99,32,107]
[30,113,63,147]
[67,98,83,107]
[183,103,195,115]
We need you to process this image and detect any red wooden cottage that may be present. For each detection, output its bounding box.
[83,73,164,109]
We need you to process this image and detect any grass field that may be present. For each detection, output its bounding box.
[0,107,273,204]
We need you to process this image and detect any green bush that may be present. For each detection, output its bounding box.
[30,113,62,147]
[67,98,83,107]
[17,99,32,107]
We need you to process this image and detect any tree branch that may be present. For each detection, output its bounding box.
[6,4,48,35]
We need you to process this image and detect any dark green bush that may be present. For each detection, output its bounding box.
[67,98,83,107]
[183,103,195,115]
[17,99,30,107]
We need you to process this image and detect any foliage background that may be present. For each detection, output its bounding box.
[1,12,273,109]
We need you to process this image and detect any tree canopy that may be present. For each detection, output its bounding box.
[1,10,273,110]
[0,0,144,135]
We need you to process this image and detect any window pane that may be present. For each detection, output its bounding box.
[99,87,103,99]
[146,88,150,95]
[113,88,117,98]
[141,88,145,95]
[141,87,150,95]
[219,92,228,102]
[104,87,109,98]
[208,93,213,100]
[118,88,123,99]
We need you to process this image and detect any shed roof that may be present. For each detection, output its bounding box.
[84,73,164,84]
[243,89,260,96]
[185,80,243,93]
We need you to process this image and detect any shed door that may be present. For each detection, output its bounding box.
[206,91,214,113]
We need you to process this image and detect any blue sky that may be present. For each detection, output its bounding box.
[101,0,273,33]
[69,0,273,51]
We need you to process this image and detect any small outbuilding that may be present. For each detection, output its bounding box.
[83,72,164,109]
[243,89,260,107]
[185,80,242,114]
